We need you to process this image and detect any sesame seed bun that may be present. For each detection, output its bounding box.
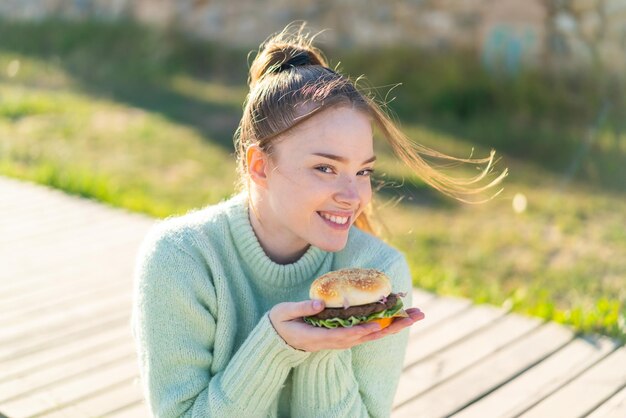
[309,268,392,308]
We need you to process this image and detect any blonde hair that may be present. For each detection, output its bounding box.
[234,23,507,236]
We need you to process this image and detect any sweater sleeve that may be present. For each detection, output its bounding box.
[289,255,413,418]
[131,233,310,418]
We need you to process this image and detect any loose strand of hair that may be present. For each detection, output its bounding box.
[370,103,507,203]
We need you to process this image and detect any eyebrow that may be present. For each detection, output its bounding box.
[311,152,377,165]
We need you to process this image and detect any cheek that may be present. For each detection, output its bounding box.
[282,168,325,192]
[276,173,325,209]
[270,167,311,196]
[359,181,373,202]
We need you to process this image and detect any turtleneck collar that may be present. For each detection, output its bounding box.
[226,192,331,288]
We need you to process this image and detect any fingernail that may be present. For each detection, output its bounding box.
[313,300,322,310]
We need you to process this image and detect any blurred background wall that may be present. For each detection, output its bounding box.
[1,0,625,74]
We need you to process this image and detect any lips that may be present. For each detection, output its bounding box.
[317,211,352,230]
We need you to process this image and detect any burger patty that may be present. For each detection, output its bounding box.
[310,293,399,320]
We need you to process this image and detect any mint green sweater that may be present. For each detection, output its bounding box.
[131,192,413,418]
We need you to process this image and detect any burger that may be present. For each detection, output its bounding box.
[303,268,408,329]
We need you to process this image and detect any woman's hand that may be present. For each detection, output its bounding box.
[269,300,425,352]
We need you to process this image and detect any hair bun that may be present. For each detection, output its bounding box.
[278,50,313,71]
[248,23,329,87]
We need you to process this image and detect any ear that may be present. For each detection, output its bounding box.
[246,144,269,189]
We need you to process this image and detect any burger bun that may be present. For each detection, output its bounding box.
[309,268,392,308]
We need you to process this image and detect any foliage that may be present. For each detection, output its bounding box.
[1,19,624,342]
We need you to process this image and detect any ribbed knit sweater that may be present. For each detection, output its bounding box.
[131,192,413,418]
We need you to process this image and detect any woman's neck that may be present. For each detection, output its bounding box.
[247,189,310,265]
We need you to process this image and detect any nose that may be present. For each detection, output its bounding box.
[334,175,361,207]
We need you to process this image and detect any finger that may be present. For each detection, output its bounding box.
[384,309,424,332]
[302,322,380,349]
[386,317,416,333]
[350,322,383,345]
[272,300,325,322]
[405,308,425,323]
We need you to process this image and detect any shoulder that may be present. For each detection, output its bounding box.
[137,193,243,262]
[335,227,412,294]
[133,195,244,301]
[136,195,242,276]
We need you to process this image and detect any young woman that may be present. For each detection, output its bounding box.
[131,25,506,418]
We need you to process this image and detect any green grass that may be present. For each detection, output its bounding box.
[1,19,624,342]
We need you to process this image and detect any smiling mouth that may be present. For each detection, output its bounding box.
[317,211,351,226]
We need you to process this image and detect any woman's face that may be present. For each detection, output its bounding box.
[258,106,375,259]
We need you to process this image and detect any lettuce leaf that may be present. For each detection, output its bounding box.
[303,298,406,328]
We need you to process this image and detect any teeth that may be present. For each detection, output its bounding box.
[320,212,349,225]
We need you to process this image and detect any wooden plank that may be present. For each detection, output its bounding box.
[0,311,130,363]
[1,219,148,272]
[393,313,541,408]
[0,261,135,309]
[0,175,28,189]
[0,186,152,230]
[38,378,144,418]
[0,277,131,325]
[0,215,130,249]
[0,200,152,238]
[0,180,69,210]
[0,196,105,230]
[403,304,507,368]
[0,176,140,214]
[0,206,147,247]
[0,193,135,234]
[0,207,148,249]
[0,239,140,297]
[0,257,133,312]
[0,247,138,298]
[0,185,62,203]
[0,338,136,402]
[0,356,138,417]
[411,288,437,306]
[394,322,573,418]
[106,401,150,418]
[0,231,145,283]
[0,198,76,228]
[1,242,138,287]
[0,293,132,344]
[452,334,618,418]
[587,385,626,418]
[6,175,624,418]
[408,295,472,338]
[0,325,132,382]
[521,346,626,417]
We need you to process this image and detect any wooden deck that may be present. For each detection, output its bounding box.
[0,175,624,418]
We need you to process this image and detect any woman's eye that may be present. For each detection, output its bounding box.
[315,165,334,174]
[315,166,375,176]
